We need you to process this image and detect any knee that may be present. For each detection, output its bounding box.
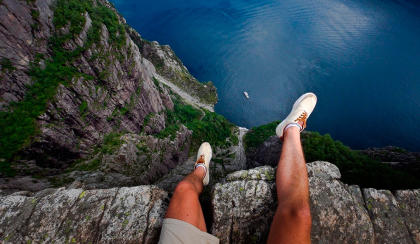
[174,180,197,194]
[277,204,312,224]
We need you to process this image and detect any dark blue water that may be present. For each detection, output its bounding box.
[111,0,420,151]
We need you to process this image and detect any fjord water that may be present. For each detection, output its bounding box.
[111,0,420,151]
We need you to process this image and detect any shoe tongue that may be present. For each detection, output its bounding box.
[295,108,306,115]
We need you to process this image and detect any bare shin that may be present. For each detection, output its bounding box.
[164,167,207,232]
[267,127,312,244]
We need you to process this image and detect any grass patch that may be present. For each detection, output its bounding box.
[157,99,236,151]
[0,58,15,72]
[74,158,101,171]
[0,0,127,175]
[79,100,88,118]
[30,9,40,19]
[98,132,123,154]
[153,76,162,92]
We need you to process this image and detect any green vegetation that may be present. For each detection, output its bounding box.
[157,99,236,151]
[0,0,126,175]
[0,58,15,72]
[301,132,420,189]
[68,133,123,172]
[30,9,40,19]
[97,132,123,154]
[73,158,101,171]
[243,120,280,151]
[143,113,155,127]
[244,122,420,189]
[79,100,88,119]
[153,77,162,92]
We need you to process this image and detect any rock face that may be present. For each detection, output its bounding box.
[0,0,217,183]
[211,166,277,243]
[211,161,419,244]
[0,161,419,243]
[2,0,176,169]
[58,126,192,189]
[0,186,168,243]
[0,0,54,109]
[246,135,283,168]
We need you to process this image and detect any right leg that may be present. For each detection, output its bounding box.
[267,126,311,244]
[267,92,317,244]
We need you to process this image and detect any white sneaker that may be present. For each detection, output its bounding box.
[195,142,212,186]
[276,93,317,138]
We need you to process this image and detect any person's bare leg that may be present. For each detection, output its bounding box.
[267,126,311,244]
[164,166,207,232]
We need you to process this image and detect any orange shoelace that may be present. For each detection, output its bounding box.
[294,111,308,129]
[196,155,205,165]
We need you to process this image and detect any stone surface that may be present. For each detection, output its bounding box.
[309,162,374,244]
[0,162,419,243]
[0,0,53,109]
[210,161,420,244]
[363,188,413,244]
[0,176,51,194]
[0,185,168,243]
[211,166,277,244]
[395,189,420,243]
[59,127,192,188]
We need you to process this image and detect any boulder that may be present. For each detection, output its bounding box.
[211,162,378,244]
[363,188,413,244]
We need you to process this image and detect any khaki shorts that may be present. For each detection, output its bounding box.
[158,218,219,244]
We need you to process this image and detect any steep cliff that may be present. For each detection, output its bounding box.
[0,1,419,244]
[0,0,231,189]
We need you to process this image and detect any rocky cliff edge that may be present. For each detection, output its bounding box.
[1,162,419,244]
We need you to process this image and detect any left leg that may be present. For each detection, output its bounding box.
[165,166,207,231]
[163,142,213,232]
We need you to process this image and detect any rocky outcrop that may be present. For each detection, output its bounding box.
[211,161,419,244]
[54,127,192,189]
[1,162,418,244]
[0,0,218,182]
[129,28,218,106]
[361,146,420,177]
[0,186,168,243]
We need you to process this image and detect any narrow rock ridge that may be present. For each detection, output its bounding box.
[1,162,418,244]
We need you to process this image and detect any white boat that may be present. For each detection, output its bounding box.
[243,91,250,99]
